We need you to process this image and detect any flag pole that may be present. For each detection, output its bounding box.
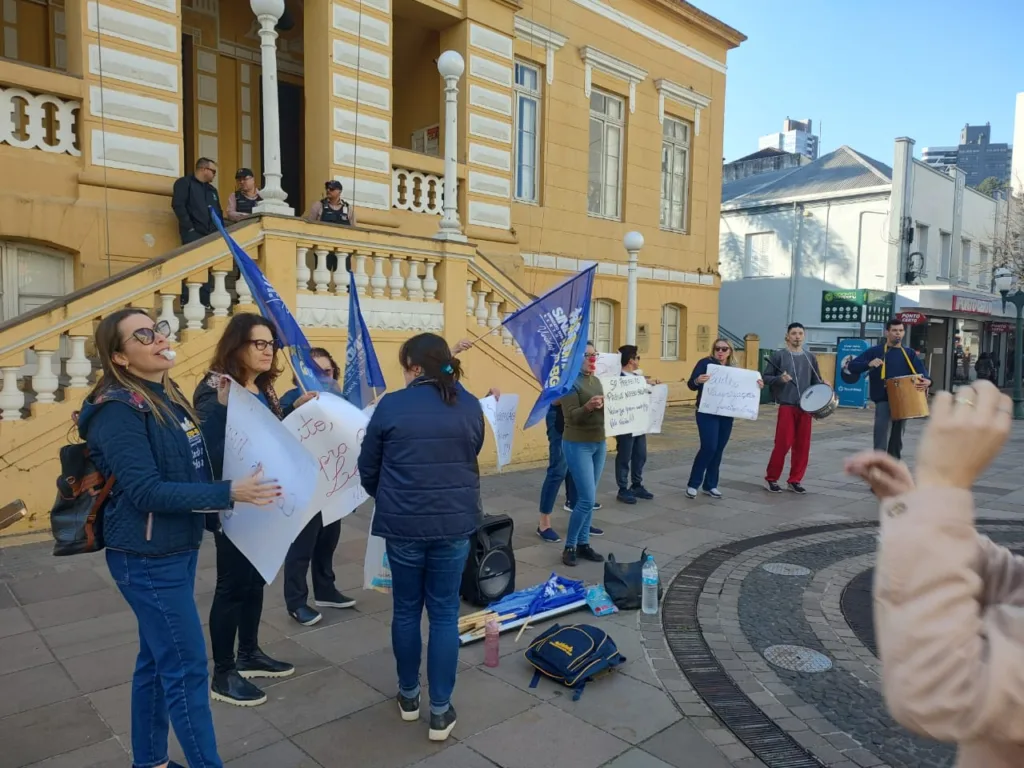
[454,326,499,353]
[285,348,308,394]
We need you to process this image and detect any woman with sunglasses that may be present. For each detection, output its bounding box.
[77,309,279,768]
[684,339,762,499]
[194,314,316,706]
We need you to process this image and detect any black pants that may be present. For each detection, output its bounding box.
[283,513,341,611]
[210,531,265,674]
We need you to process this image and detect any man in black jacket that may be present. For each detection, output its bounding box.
[172,158,222,244]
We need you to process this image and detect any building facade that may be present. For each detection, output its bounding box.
[719,138,1009,392]
[0,0,743,534]
[757,117,819,160]
[920,123,1013,189]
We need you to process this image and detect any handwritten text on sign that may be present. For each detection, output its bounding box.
[594,353,621,378]
[221,381,319,583]
[479,394,519,470]
[599,375,650,436]
[282,393,371,525]
[698,364,762,421]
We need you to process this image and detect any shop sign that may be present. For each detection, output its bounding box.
[989,322,1013,334]
[896,311,927,325]
[952,295,993,315]
[820,289,895,324]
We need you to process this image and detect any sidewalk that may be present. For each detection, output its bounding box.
[0,405,1003,768]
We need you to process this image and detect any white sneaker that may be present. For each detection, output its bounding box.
[704,488,723,499]
[685,487,698,499]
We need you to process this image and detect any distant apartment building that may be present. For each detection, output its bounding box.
[722,148,810,183]
[921,146,958,172]
[921,123,1013,189]
[758,118,820,160]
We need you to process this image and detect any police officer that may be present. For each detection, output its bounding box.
[306,180,356,226]
[226,168,262,221]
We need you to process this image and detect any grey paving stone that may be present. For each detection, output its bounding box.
[9,569,110,606]
[41,609,137,660]
[0,697,112,767]
[86,682,132,737]
[294,614,392,665]
[21,738,128,768]
[430,666,538,738]
[59,640,137,693]
[600,748,677,768]
[0,606,33,638]
[257,666,385,736]
[0,662,79,718]
[224,738,323,767]
[0,629,54,676]
[639,720,734,768]
[408,744,501,767]
[21,588,127,631]
[466,703,630,768]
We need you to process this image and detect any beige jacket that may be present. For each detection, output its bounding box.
[875,488,1024,768]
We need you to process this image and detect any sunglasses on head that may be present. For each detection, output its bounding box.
[128,320,172,345]
[249,339,277,352]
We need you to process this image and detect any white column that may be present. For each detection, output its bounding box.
[370,255,387,298]
[32,350,59,405]
[313,247,331,292]
[405,258,423,300]
[388,256,405,299]
[235,275,253,306]
[332,250,349,296]
[436,51,466,242]
[183,282,206,330]
[66,336,93,389]
[623,231,644,346]
[250,0,294,215]
[486,299,501,328]
[0,367,23,420]
[423,261,438,300]
[210,271,232,317]
[158,293,180,340]
[353,252,370,296]
[475,291,489,326]
[296,246,311,292]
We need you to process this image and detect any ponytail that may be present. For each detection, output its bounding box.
[399,333,462,405]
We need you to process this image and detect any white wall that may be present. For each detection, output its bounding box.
[719,195,890,344]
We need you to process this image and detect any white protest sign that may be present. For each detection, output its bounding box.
[698,364,762,421]
[282,392,372,525]
[220,381,320,583]
[599,375,650,437]
[594,353,621,378]
[479,394,519,470]
[646,383,669,434]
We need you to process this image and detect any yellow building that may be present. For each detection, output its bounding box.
[0,0,743,535]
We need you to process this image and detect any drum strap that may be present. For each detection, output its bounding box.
[881,345,916,381]
[786,350,822,399]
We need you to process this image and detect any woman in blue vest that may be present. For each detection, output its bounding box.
[78,308,279,768]
[194,314,316,707]
[358,333,484,743]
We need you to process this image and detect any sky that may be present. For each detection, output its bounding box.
[706,0,1023,166]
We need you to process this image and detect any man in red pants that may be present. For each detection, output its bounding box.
[762,323,823,494]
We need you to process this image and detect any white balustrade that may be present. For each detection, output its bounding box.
[296,246,311,292]
[370,255,387,298]
[158,293,180,341]
[66,336,92,388]
[474,291,489,327]
[392,168,450,216]
[0,367,22,420]
[331,249,349,296]
[501,312,514,346]
[210,271,231,317]
[486,300,501,329]
[466,280,476,316]
[423,262,438,301]
[405,259,423,301]
[0,86,80,156]
[353,252,369,297]
[32,351,59,405]
[388,256,404,300]
[313,248,331,293]
[183,282,207,330]
[236,275,253,305]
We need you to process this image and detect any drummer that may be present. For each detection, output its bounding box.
[845,318,931,459]
[762,322,824,494]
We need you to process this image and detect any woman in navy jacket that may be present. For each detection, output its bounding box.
[358,332,484,743]
[79,308,278,768]
[684,338,761,499]
[193,314,315,707]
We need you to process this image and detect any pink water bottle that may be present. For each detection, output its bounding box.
[484,618,500,667]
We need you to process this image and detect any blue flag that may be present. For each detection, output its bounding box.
[343,271,386,409]
[502,265,596,428]
[210,209,334,393]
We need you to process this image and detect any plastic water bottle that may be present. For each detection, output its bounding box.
[642,555,659,615]
[484,618,500,667]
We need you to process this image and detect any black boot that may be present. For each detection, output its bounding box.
[562,547,578,567]
[236,647,295,679]
[577,544,604,563]
[211,670,267,707]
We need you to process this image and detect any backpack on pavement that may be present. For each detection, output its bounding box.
[524,623,626,700]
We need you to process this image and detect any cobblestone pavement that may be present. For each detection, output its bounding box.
[2,405,1022,767]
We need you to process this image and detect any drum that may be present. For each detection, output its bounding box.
[885,375,930,420]
[800,384,838,420]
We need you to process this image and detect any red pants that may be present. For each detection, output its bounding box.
[765,405,812,483]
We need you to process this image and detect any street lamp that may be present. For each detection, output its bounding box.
[623,231,644,346]
[994,266,1024,419]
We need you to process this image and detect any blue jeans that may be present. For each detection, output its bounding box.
[386,537,471,715]
[562,439,607,548]
[687,412,734,491]
[614,434,647,492]
[539,408,577,515]
[106,549,222,768]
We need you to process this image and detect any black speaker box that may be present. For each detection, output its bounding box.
[460,514,516,607]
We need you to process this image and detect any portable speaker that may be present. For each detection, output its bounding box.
[461,514,516,607]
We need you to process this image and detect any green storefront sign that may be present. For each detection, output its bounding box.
[820,289,894,324]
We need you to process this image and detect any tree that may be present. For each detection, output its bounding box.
[977,176,1007,196]
[993,191,1024,282]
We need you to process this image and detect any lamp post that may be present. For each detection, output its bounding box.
[623,231,643,345]
[436,50,466,242]
[250,0,293,216]
[994,266,1024,419]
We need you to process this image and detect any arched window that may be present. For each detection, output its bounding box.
[588,299,615,352]
[661,304,685,360]
[1,241,73,322]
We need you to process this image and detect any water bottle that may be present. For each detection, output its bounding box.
[484,618,500,667]
[642,555,659,615]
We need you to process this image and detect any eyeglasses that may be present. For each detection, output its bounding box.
[713,346,730,352]
[249,339,277,352]
[127,320,172,346]
[584,354,599,360]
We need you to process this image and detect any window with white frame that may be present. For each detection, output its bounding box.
[587,90,624,219]
[661,304,682,360]
[660,117,690,232]
[743,232,772,278]
[588,299,615,352]
[513,60,541,203]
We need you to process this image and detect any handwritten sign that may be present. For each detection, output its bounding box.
[698,364,762,421]
[221,381,320,583]
[599,375,650,437]
[594,353,621,378]
[646,383,669,434]
[480,394,519,470]
[282,393,371,525]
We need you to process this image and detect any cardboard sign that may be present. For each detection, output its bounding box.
[646,384,669,434]
[599,375,650,436]
[480,394,519,470]
[594,353,621,378]
[697,364,762,421]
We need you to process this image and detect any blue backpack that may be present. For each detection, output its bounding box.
[524,623,626,700]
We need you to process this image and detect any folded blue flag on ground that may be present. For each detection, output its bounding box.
[502,265,596,428]
[210,208,334,393]
[343,270,386,409]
